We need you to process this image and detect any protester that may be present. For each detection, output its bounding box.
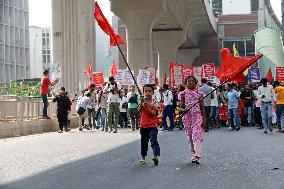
[161,84,175,131]
[88,84,97,130]
[53,87,71,133]
[274,81,284,133]
[97,87,108,132]
[40,69,59,119]
[209,83,218,128]
[227,83,241,131]
[76,91,93,131]
[104,76,121,133]
[127,85,140,131]
[198,79,213,132]
[257,78,275,134]
[119,90,128,128]
[139,84,160,166]
[216,87,226,128]
[180,76,205,164]
[240,85,253,127]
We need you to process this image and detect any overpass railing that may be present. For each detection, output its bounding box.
[0,95,77,122]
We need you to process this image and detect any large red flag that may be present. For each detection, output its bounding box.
[215,48,263,83]
[110,59,117,77]
[266,68,273,82]
[94,2,124,46]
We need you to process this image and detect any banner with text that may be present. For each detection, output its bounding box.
[248,67,261,83]
[137,69,150,86]
[92,72,104,88]
[146,68,156,84]
[182,66,194,82]
[202,63,215,78]
[276,67,284,81]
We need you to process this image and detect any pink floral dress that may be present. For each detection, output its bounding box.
[181,89,204,155]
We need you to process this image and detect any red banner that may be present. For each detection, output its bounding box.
[93,72,104,88]
[182,66,194,83]
[202,63,215,78]
[276,67,284,81]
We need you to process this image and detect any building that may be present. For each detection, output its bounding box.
[0,0,30,83]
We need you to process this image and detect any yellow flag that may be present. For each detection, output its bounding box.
[233,43,238,57]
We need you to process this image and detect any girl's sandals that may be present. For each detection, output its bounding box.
[139,159,146,165]
[191,156,200,164]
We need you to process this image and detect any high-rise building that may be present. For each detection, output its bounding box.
[29,26,51,79]
[0,0,30,83]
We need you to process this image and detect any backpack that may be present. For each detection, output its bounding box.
[77,107,85,115]
[129,93,138,104]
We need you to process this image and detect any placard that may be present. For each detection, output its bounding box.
[146,68,156,84]
[202,63,215,78]
[182,66,194,83]
[276,67,284,81]
[50,64,61,79]
[93,72,104,88]
[137,69,150,86]
[123,70,135,85]
[115,70,124,84]
[248,67,261,83]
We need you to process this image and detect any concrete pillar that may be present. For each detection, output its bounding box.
[110,0,165,75]
[152,31,186,85]
[52,0,96,94]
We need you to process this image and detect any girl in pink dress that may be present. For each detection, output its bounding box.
[180,76,206,164]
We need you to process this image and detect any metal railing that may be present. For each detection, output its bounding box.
[0,95,77,122]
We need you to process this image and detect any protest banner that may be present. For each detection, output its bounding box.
[115,69,124,84]
[202,63,215,78]
[276,67,284,82]
[170,62,182,87]
[182,65,194,83]
[123,70,135,85]
[146,67,156,84]
[50,64,61,79]
[248,67,261,83]
[93,72,104,88]
[137,69,150,86]
[194,66,203,85]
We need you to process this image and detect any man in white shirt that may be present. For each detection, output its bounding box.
[257,78,275,134]
[76,91,93,131]
[104,76,121,133]
[209,84,218,128]
[161,84,175,131]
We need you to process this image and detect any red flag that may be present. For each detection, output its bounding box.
[83,57,92,75]
[215,48,263,83]
[94,2,124,46]
[163,73,167,85]
[266,68,273,82]
[110,59,117,77]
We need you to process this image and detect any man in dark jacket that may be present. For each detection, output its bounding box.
[53,87,71,133]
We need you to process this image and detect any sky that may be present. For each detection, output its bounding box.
[29,0,112,27]
[29,0,282,28]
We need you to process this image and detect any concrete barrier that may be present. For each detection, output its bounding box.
[0,116,79,139]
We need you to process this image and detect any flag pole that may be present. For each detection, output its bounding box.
[105,26,142,96]
[180,54,263,117]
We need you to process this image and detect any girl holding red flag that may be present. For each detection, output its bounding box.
[180,76,206,164]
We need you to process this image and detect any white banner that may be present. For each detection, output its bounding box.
[173,65,183,86]
[50,64,61,79]
[137,69,150,86]
[146,68,156,84]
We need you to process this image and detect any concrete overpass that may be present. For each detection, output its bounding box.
[51,0,217,92]
[110,0,217,83]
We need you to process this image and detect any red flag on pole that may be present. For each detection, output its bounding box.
[83,57,92,75]
[266,68,273,82]
[94,2,124,46]
[110,59,117,77]
[215,48,263,83]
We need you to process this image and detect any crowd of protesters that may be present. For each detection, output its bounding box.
[40,68,284,164]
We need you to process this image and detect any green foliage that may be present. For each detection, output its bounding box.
[7,79,41,97]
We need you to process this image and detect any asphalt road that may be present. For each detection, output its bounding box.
[1,127,284,189]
